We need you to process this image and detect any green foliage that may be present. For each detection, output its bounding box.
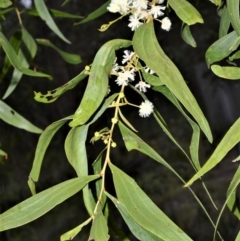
[0,1,240,241]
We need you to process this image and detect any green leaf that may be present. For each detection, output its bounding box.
[33,0,70,43]
[109,163,193,241]
[28,116,71,194]
[229,50,240,61]
[0,30,22,82]
[3,25,38,99]
[219,6,231,38]
[89,206,109,241]
[0,0,12,8]
[0,175,98,231]
[106,192,161,241]
[185,118,240,186]
[74,1,110,25]
[227,0,240,36]
[235,231,240,241]
[36,38,81,64]
[69,39,131,127]
[0,7,13,15]
[209,0,222,6]
[0,31,52,79]
[34,70,87,103]
[181,23,196,47]
[61,0,70,6]
[133,21,212,143]
[0,149,7,156]
[168,0,203,25]
[153,85,201,170]
[212,165,240,240]
[205,31,240,67]
[26,8,84,19]
[60,218,92,241]
[65,125,96,215]
[0,100,42,134]
[2,49,28,99]
[211,65,240,79]
[227,165,240,219]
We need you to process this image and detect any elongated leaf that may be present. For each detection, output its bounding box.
[28,116,71,194]
[181,23,196,47]
[219,6,231,38]
[65,125,95,215]
[209,0,222,6]
[206,31,240,67]
[0,100,42,133]
[0,7,13,15]
[106,192,161,241]
[211,65,240,79]
[118,121,222,238]
[212,165,240,240]
[0,31,52,78]
[168,0,203,25]
[133,21,212,142]
[60,218,92,241]
[229,50,240,61]
[69,39,131,127]
[22,26,37,58]
[227,0,240,36]
[0,30,22,82]
[109,163,193,241]
[36,39,81,64]
[227,165,240,219]
[26,8,84,19]
[0,149,7,156]
[185,118,240,186]
[75,1,110,25]
[3,49,29,99]
[0,0,12,8]
[0,175,98,231]
[235,231,240,241]
[89,206,109,241]
[34,70,87,103]
[154,85,201,170]
[33,0,70,43]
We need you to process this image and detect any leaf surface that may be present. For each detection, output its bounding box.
[211,65,240,79]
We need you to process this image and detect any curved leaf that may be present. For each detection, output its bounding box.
[65,125,95,215]
[33,0,70,43]
[227,165,240,219]
[133,21,212,142]
[227,0,240,36]
[34,70,87,103]
[109,163,193,241]
[69,39,131,127]
[0,100,42,133]
[181,23,196,47]
[168,0,203,25]
[0,31,52,78]
[0,175,99,231]
[26,8,84,19]
[28,116,72,194]
[89,206,109,241]
[36,38,81,64]
[219,6,231,38]
[211,65,240,79]
[60,218,92,241]
[0,0,12,8]
[206,31,239,67]
[75,1,110,25]
[185,118,240,186]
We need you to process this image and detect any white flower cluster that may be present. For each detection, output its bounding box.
[112,50,154,117]
[107,0,171,31]
[113,50,152,92]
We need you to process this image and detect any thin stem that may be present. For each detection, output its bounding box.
[14,5,22,25]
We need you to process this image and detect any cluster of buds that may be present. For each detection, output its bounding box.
[107,0,171,31]
[91,129,117,147]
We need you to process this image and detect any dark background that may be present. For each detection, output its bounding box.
[0,0,240,240]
